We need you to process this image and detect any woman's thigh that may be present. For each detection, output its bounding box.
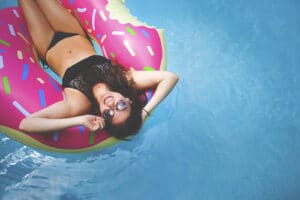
[19,0,54,59]
[35,0,86,36]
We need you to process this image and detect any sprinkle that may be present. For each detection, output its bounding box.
[100,34,107,43]
[17,50,23,60]
[37,77,44,84]
[53,132,59,142]
[2,76,11,94]
[29,57,35,63]
[99,10,107,21]
[48,77,60,92]
[145,89,154,101]
[110,52,115,59]
[0,56,3,69]
[85,20,89,26]
[17,32,30,44]
[0,39,10,47]
[12,9,19,18]
[147,45,154,56]
[126,27,136,36]
[77,8,87,13]
[92,8,96,30]
[123,40,135,56]
[22,64,29,80]
[112,31,125,36]
[8,24,16,36]
[141,29,150,38]
[102,45,108,58]
[79,126,84,133]
[0,49,5,53]
[12,101,30,117]
[20,24,28,37]
[38,89,46,108]
[143,66,155,71]
[89,132,95,144]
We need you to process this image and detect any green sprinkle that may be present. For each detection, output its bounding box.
[2,76,11,94]
[126,27,136,36]
[143,66,155,71]
[85,20,89,26]
[110,52,115,59]
[0,39,10,47]
[89,131,95,144]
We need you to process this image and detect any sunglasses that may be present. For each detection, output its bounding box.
[102,100,129,122]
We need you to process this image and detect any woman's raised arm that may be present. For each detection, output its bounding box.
[128,70,179,120]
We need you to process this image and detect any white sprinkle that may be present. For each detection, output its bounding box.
[112,31,125,36]
[100,34,107,43]
[102,45,108,58]
[123,40,135,56]
[92,9,96,30]
[0,56,3,69]
[147,45,155,56]
[13,101,30,117]
[12,9,19,18]
[29,57,35,63]
[99,10,107,21]
[8,24,16,36]
[37,77,45,84]
[17,32,30,44]
[17,50,23,60]
[77,8,87,13]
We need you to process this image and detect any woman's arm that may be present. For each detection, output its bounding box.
[128,70,179,120]
[19,113,105,133]
[19,94,105,133]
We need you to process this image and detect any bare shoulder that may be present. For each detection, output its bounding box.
[63,88,92,116]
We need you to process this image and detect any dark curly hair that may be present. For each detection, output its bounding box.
[89,61,145,139]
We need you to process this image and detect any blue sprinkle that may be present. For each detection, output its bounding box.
[79,126,85,134]
[39,89,46,108]
[70,0,74,4]
[53,132,59,142]
[0,49,5,53]
[20,24,28,37]
[22,64,29,80]
[146,89,153,102]
[141,29,150,38]
[48,77,61,92]
[96,33,101,39]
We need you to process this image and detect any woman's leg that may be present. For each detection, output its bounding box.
[35,0,86,36]
[19,0,54,59]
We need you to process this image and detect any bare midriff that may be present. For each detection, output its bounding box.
[45,35,97,78]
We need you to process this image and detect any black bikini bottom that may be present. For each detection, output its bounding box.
[47,32,79,51]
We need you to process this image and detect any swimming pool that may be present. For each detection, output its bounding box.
[1,0,300,199]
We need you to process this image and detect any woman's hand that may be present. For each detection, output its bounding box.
[79,115,106,132]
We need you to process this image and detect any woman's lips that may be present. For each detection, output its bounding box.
[103,95,113,105]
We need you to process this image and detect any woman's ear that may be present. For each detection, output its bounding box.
[126,98,132,104]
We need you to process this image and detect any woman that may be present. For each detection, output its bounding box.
[18,0,178,139]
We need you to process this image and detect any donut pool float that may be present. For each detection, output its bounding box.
[0,0,167,153]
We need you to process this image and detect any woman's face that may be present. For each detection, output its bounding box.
[98,91,131,125]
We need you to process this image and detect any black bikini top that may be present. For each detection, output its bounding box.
[62,55,112,113]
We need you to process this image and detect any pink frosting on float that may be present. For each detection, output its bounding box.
[60,0,165,71]
[0,0,166,153]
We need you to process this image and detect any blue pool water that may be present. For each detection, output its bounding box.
[1,0,300,199]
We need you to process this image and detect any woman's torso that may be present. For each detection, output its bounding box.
[45,35,97,78]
